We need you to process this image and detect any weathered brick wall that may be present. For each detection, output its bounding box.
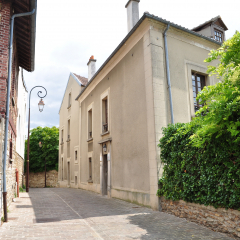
[160,197,240,239]
[29,170,58,188]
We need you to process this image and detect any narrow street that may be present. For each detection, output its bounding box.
[0,188,232,240]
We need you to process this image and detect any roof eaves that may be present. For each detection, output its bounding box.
[29,0,37,72]
[76,13,221,101]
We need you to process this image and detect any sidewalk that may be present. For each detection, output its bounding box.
[0,188,233,239]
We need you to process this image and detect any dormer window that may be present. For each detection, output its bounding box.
[214,29,223,42]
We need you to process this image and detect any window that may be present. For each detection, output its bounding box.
[192,73,206,112]
[89,158,92,180]
[102,97,108,132]
[88,109,92,139]
[214,29,223,42]
[61,129,64,143]
[9,134,13,160]
[75,150,77,161]
[67,120,70,140]
[68,92,71,108]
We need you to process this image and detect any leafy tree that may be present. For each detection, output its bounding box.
[191,31,240,147]
[157,32,240,210]
[24,126,59,173]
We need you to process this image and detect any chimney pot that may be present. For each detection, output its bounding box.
[87,56,96,81]
[125,0,140,32]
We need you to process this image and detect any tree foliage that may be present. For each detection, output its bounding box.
[191,31,240,147]
[24,126,59,173]
[157,32,240,210]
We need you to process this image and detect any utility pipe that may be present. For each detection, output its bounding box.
[2,7,36,223]
[163,24,174,124]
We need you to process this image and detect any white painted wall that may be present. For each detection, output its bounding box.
[16,68,27,158]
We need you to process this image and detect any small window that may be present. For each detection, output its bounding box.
[68,93,71,108]
[89,158,92,180]
[9,134,13,160]
[214,29,223,42]
[68,120,70,140]
[192,73,206,112]
[75,150,77,161]
[61,129,64,143]
[88,109,92,139]
[102,97,108,133]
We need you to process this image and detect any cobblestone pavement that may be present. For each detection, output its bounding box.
[0,188,233,240]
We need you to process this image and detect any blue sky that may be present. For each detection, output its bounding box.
[24,0,240,134]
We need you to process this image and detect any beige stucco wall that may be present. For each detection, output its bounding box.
[79,38,151,205]
[58,74,82,188]
[59,18,221,210]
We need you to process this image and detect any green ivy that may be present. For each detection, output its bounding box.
[157,32,240,210]
[24,126,59,173]
[157,123,240,210]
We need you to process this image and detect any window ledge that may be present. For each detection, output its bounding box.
[66,138,71,142]
[87,138,93,142]
[88,179,93,183]
[60,142,64,145]
[101,131,110,136]
[67,105,71,109]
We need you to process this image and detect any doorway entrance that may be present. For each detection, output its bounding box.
[62,158,63,181]
[67,162,70,186]
[102,155,108,195]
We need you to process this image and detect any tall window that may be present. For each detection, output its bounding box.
[102,97,108,132]
[68,92,71,108]
[214,29,223,42]
[192,73,205,112]
[68,119,70,140]
[88,109,92,139]
[9,134,13,159]
[75,150,77,161]
[61,129,64,143]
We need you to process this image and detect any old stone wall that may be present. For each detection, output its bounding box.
[29,170,58,188]
[160,197,240,239]
[14,152,24,188]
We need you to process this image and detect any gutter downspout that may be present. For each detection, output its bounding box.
[163,24,174,124]
[2,7,36,223]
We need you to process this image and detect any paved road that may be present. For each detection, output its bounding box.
[0,188,233,240]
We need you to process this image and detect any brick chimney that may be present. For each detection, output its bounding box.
[125,0,140,33]
[87,55,96,81]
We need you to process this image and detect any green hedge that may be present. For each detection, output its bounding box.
[157,123,240,210]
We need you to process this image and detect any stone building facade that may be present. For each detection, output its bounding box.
[59,0,228,210]
[0,0,37,217]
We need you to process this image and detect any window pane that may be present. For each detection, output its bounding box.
[192,80,195,87]
[193,92,196,98]
[192,75,195,80]
[198,81,201,87]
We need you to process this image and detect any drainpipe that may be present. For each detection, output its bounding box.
[2,7,36,222]
[163,24,174,124]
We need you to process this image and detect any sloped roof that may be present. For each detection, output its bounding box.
[72,73,88,86]
[59,72,87,113]
[76,12,222,101]
[13,0,37,72]
[191,15,228,32]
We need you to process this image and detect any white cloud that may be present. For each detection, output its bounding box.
[24,0,240,134]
